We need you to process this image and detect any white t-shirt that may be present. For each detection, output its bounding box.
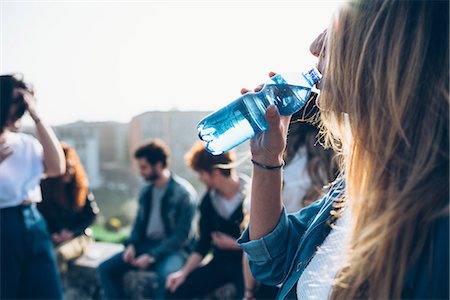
[0,131,44,209]
[211,191,243,220]
[282,146,312,213]
[146,185,167,240]
[296,205,352,300]
[210,175,250,220]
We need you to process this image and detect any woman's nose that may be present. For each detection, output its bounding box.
[310,30,327,57]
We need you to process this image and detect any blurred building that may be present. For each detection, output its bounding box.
[54,121,129,190]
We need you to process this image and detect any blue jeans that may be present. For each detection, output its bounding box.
[0,205,63,299]
[98,249,185,299]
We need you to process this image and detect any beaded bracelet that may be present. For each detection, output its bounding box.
[251,159,284,170]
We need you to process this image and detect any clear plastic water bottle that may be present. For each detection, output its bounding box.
[197,67,322,155]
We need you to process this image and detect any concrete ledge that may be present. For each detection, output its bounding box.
[64,242,236,300]
[64,242,124,299]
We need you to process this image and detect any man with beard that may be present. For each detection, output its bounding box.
[98,139,197,300]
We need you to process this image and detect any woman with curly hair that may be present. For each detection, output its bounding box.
[39,143,98,273]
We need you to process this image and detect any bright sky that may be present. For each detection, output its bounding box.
[2,0,343,125]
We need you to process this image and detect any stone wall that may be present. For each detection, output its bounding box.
[63,242,236,300]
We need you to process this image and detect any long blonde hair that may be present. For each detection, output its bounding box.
[319,1,449,299]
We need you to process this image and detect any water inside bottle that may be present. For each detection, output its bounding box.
[264,84,310,115]
[197,84,311,155]
[197,97,264,155]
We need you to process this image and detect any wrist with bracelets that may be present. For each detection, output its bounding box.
[251,158,284,170]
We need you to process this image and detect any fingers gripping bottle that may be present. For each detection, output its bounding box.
[197,67,322,155]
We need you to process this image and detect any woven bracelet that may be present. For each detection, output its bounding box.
[251,159,284,170]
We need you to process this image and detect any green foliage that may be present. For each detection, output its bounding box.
[91,224,128,244]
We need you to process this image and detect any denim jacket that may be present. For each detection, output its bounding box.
[125,174,198,260]
[238,180,449,299]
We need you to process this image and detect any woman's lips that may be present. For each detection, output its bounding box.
[315,80,322,90]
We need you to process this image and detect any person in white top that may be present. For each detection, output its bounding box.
[282,104,337,213]
[0,74,66,299]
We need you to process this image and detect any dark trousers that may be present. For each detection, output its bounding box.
[254,283,279,300]
[0,205,63,299]
[98,249,185,300]
[167,255,244,300]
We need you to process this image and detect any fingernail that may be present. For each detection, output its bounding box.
[267,105,276,116]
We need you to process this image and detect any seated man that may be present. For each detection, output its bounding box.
[166,141,249,299]
[98,139,197,300]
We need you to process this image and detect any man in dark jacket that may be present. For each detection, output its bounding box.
[98,139,197,300]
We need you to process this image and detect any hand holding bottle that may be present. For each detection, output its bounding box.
[197,67,320,155]
[249,105,290,166]
[241,73,291,166]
